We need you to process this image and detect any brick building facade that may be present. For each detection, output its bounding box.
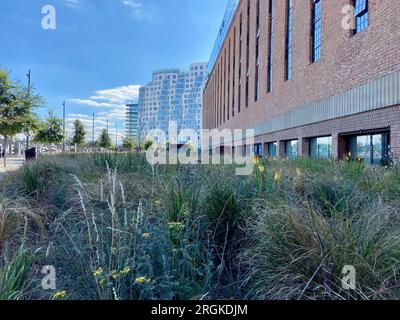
[203,0,400,164]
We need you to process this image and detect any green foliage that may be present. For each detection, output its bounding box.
[0,249,35,300]
[122,137,136,151]
[0,69,43,166]
[33,111,64,145]
[0,155,399,300]
[143,140,153,151]
[97,129,112,149]
[71,119,86,146]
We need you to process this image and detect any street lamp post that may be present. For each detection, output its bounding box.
[26,70,31,150]
[62,101,66,153]
[92,112,95,153]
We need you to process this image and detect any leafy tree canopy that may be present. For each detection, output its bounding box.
[122,137,136,151]
[97,128,112,149]
[71,119,86,146]
[34,111,64,145]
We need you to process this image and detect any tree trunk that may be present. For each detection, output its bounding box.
[25,133,30,150]
[3,135,8,168]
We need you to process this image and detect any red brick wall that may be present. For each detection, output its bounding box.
[203,0,400,132]
[254,105,400,160]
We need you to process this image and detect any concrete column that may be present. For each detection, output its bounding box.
[263,142,269,157]
[277,140,286,158]
[299,137,309,158]
[332,133,347,161]
[390,125,400,163]
[332,133,339,161]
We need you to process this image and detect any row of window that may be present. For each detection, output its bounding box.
[250,132,388,165]
[206,0,370,128]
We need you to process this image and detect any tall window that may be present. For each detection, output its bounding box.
[311,0,322,62]
[354,0,368,34]
[245,0,250,108]
[223,48,226,122]
[232,27,236,117]
[227,39,231,120]
[267,0,275,93]
[238,13,243,113]
[285,0,293,81]
[255,0,260,101]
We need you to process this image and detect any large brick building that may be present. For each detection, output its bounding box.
[203,0,400,164]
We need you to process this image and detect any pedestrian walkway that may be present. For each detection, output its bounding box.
[0,157,25,181]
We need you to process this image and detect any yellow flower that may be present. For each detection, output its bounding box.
[110,270,119,279]
[154,199,162,206]
[142,233,151,239]
[168,222,184,232]
[135,277,151,285]
[53,291,67,300]
[296,167,302,176]
[121,267,131,275]
[99,279,106,286]
[274,169,282,183]
[93,267,103,277]
[258,164,265,173]
[253,155,260,164]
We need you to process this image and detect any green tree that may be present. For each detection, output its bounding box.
[143,140,154,151]
[71,119,86,146]
[0,69,41,167]
[97,129,112,149]
[34,111,64,145]
[122,137,136,151]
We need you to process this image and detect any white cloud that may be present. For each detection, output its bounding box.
[68,84,141,144]
[90,85,141,104]
[70,84,141,109]
[64,0,82,9]
[121,0,153,21]
[69,99,118,108]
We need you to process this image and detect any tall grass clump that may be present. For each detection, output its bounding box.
[242,162,400,300]
[0,153,399,300]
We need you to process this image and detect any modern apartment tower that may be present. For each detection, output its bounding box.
[203,0,400,164]
[138,62,208,146]
[125,103,139,142]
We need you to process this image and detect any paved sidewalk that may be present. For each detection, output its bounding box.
[0,157,25,181]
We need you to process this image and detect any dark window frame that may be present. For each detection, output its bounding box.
[285,0,293,81]
[311,0,322,63]
[353,0,369,34]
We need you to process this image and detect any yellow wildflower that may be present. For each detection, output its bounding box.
[99,279,106,286]
[142,233,151,239]
[121,267,131,275]
[168,222,184,232]
[154,199,162,206]
[93,267,103,277]
[253,155,260,164]
[274,169,282,183]
[53,291,67,300]
[110,270,119,279]
[135,277,151,285]
[258,164,265,173]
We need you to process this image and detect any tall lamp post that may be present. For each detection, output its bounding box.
[92,113,95,153]
[62,101,66,153]
[25,70,31,150]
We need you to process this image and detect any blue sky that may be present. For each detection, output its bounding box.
[0,0,227,143]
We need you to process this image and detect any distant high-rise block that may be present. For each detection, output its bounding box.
[125,103,139,142]
[138,62,208,146]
